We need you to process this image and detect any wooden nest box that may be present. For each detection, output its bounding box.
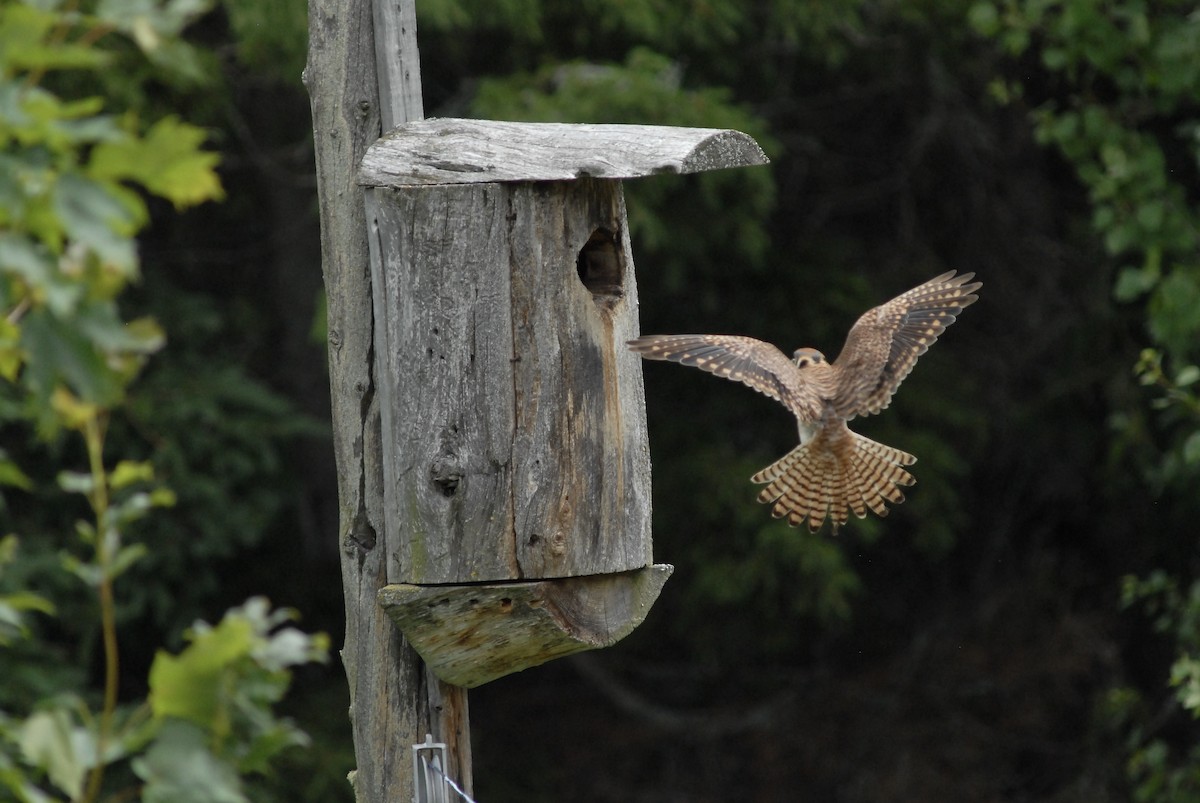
[358,118,768,687]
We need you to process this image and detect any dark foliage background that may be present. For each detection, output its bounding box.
[8,0,1200,800]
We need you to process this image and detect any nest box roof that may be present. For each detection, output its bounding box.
[358,117,769,187]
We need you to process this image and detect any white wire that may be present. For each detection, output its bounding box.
[440,770,478,803]
[420,755,479,803]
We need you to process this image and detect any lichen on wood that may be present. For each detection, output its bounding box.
[379,564,673,688]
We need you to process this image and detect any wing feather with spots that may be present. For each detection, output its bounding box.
[627,334,821,421]
[830,270,981,419]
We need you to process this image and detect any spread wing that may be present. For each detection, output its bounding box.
[831,270,981,419]
[628,334,821,421]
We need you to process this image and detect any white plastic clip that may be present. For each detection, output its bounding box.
[412,734,449,803]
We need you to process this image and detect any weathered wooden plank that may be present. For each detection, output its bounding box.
[508,179,653,578]
[378,565,673,687]
[365,183,518,583]
[370,0,423,129]
[359,117,769,186]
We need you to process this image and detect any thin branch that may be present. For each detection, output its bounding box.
[570,653,795,739]
[80,413,117,803]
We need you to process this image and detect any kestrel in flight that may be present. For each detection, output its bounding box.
[628,270,981,533]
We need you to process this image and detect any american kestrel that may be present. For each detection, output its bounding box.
[629,271,981,533]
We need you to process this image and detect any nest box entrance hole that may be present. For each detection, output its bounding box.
[576,227,624,302]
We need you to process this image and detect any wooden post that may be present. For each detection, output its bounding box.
[305,1,471,800]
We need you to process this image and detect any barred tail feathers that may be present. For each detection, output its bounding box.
[751,428,916,533]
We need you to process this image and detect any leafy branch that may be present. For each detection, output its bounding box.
[1,2,329,801]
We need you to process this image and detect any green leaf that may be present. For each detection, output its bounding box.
[1182,431,1200,466]
[52,174,141,270]
[254,627,330,672]
[61,552,103,588]
[143,38,212,85]
[149,487,178,507]
[133,719,248,803]
[96,0,217,42]
[148,615,256,731]
[0,756,55,803]
[74,304,160,354]
[0,325,20,383]
[1170,655,1200,713]
[110,459,155,489]
[123,316,167,353]
[1176,365,1200,388]
[0,4,53,63]
[1137,199,1165,232]
[0,455,33,491]
[0,233,52,289]
[19,708,94,800]
[57,471,95,494]
[966,2,999,36]
[1149,271,1200,359]
[0,4,111,73]
[237,720,309,775]
[1114,266,1157,302]
[0,602,29,643]
[0,238,83,320]
[109,542,149,580]
[53,172,139,253]
[109,491,152,528]
[0,591,55,616]
[0,589,55,646]
[1042,47,1069,70]
[19,306,125,405]
[0,534,17,565]
[89,116,224,209]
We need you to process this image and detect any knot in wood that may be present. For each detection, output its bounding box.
[430,457,463,497]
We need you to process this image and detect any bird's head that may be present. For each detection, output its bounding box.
[792,348,826,368]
